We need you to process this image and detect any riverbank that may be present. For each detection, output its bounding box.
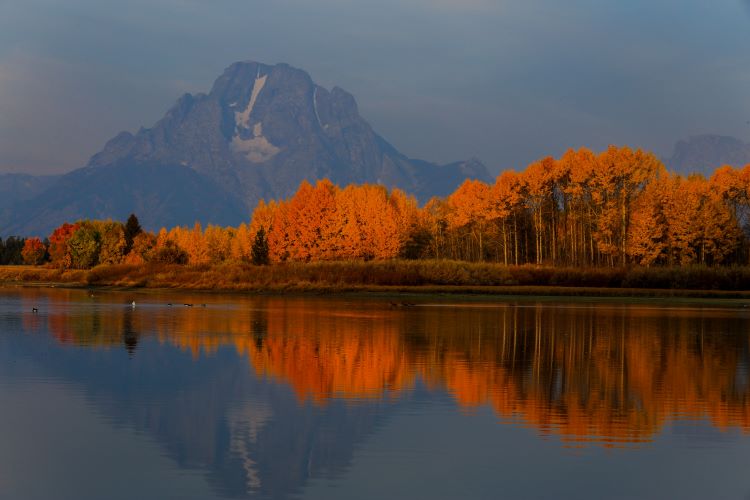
[3,261,750,299]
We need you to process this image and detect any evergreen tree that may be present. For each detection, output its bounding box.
[251,227,270,265]
[0,236,25,265]
[124,214,143,254]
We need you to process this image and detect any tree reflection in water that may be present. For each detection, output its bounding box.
[36,291,750,448]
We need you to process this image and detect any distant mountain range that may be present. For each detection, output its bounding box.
[664,134,750,176]
[0,61,491,237]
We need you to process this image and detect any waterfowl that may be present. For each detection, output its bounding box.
[184,303,193,307]
[32,307,38,313]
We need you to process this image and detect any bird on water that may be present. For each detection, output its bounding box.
[389,302,416,308]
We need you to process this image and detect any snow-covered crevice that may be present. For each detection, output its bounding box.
[313,87,323,128]
[235,73,267,129]
[230,70,281,163]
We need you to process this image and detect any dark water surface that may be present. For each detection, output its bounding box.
[2,287,750,499]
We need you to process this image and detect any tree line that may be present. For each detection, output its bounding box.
[8,145,750,269]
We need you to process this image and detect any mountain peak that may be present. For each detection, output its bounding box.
[2,60,492,237]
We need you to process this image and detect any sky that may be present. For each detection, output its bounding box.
[0,0,749,176]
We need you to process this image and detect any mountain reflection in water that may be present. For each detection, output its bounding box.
[3,288,750,499]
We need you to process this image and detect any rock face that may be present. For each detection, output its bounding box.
[666,134,750,176]
[1,61,492,237]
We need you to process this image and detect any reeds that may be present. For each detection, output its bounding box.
[3,260,750,294]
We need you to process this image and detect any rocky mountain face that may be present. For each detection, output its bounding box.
[0,61,491,237]
[665,134,750,176]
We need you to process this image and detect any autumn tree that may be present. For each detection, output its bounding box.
[447,179,493,261]
[230,223,252,262]
[521,158,556,265]
[124,232,157,264]
[204,225,233,264]
[590,147,662,265]
[48,223,80,269]
[67,223,102,269]
[337,184,404,260]
[491,170,525,265]
[97,221,127,265]
[21,238,47,265]
[627,177,667,266]
[420,197,450,260]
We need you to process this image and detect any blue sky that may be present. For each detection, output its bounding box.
[1,0,749,175]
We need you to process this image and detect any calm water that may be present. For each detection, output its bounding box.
[2,288,750,499]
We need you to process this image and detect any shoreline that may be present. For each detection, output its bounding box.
[3,262,750,301]
[4,280,750,303]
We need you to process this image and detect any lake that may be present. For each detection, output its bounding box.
[1,287,750,499]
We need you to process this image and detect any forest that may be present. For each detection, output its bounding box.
[7,145,750,273]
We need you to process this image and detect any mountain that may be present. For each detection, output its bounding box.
[0,173,60,210]
[665,134,750,176]
[1,61,491,237]
[1,164,248,237]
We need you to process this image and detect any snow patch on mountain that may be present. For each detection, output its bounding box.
[235,73,267,129]
[230,71,280,162]
[231,136,281,163]
[231,121,281,162]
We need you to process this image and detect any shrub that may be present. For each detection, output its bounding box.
[152,241,189,265]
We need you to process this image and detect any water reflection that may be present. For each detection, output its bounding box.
[4,288,750,498]
[19,289,750,445]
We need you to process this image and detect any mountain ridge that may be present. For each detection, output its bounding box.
[665,134,750,176]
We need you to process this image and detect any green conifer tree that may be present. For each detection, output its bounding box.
[124,214,143,254]
[251,227,270,265]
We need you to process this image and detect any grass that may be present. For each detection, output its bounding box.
[2,260,750,297]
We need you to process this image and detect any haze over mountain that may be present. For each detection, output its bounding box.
[665,135,750,177]
[0,174,60,211]
[0,61,491,237]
